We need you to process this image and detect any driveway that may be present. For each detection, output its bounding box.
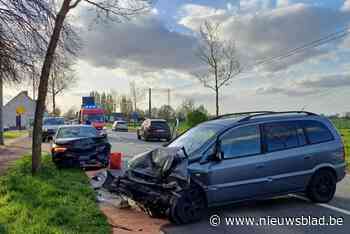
[106,130,350,234]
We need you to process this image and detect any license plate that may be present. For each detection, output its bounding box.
[156,129,165,132]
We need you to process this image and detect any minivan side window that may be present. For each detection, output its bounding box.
[263,122,299,152]
[302,120,334,144]
[220,125,261,159]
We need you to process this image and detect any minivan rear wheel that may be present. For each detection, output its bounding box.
[307,170,336,203]
[169,184,206,224]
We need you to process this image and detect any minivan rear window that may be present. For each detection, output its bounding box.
[263,122,299,152]
[302,120,334,144]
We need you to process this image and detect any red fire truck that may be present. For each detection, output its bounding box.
[78,97,106,133]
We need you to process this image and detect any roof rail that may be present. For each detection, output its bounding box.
[238,111,318,122]
[212,111,275,120]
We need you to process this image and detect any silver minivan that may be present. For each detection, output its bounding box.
[103,111,347,224]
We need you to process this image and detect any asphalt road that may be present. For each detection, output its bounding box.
[108,130,350,234]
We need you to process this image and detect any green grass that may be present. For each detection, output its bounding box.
[339,129,350,168]
[331,118,350,129]
[3,131,27,139]
[0,155,110,234]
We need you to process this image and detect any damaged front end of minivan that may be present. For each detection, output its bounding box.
[96,147,207,224]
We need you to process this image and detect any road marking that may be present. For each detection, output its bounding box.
[291,194,350,216]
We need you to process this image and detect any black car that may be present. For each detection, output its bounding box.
[51,125,111,169]
[137,119,171,141]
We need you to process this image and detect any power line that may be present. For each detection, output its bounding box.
[247,26,350,70]
[142,25,350,99]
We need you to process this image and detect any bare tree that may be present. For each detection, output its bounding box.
[0,0,78,149]
[48,57,77,115]
[0,29,17,145]
[30,0,151,174]
[0,25,27,145]
[195,20,241,116]
[129,81,144,111]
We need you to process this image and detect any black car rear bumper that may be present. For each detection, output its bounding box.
[145,132,171,139]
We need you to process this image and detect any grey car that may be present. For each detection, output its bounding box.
[102,111,346,224]
[42,117,65,142]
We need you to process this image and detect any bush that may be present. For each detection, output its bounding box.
[187,110,208,128]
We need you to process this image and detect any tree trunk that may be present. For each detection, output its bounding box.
[52,76,56,115]
[215,88,219,117]
[31,0,71,174]
[0,76,4,145]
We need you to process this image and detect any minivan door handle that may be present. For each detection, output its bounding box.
[256,164,265,169]
[304,155,311,160]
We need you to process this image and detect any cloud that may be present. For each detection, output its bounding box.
[342,0,350,11]
[79,12,200,72]
[178,4,230,30]
[239,0,274,12]
[276,0,289,8]
[179,3,350,72]
[256,73,350,96]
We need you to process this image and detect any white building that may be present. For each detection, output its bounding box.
[3,91,36,129]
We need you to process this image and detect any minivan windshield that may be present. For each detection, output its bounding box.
[168,124,223,156]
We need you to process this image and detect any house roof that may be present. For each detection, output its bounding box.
[4,91,36,108]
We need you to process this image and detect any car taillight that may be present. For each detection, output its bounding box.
[52,147,67,153]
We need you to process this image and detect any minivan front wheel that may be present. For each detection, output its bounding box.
[307,170,336,203]
[169,185,206,224]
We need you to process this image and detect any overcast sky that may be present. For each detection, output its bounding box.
[4,0,350,115]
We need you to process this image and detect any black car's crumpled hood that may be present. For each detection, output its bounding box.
[127,147,189,183]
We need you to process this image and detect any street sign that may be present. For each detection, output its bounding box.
[16,105,26,115]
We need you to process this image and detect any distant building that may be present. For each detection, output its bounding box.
[2,91,36,129]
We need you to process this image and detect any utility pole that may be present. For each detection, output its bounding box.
[167,88,171,106]
[148,88,152,118]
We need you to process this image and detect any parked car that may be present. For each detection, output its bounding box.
[42,117,65,142]
[112,120,128,132]
[102,111,346,224]
[51,125,111,169]
[137,119,171,141]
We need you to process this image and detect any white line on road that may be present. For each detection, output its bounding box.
[291,194,350,216]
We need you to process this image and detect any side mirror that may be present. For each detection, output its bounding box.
[207,140,223,162]
[214,141,223,161]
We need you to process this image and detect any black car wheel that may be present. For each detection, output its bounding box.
[137,133,141,140]
[169,184,206,224]
[307,169,336,203]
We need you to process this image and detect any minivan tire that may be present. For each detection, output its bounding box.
[307,169,336,203]
[169,184,206,224]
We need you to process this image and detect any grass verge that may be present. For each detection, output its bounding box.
[3,131,27,140]
[0,155,110,234]
[339,129,350,169]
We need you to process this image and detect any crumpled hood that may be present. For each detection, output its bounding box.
[127,147,188,182]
